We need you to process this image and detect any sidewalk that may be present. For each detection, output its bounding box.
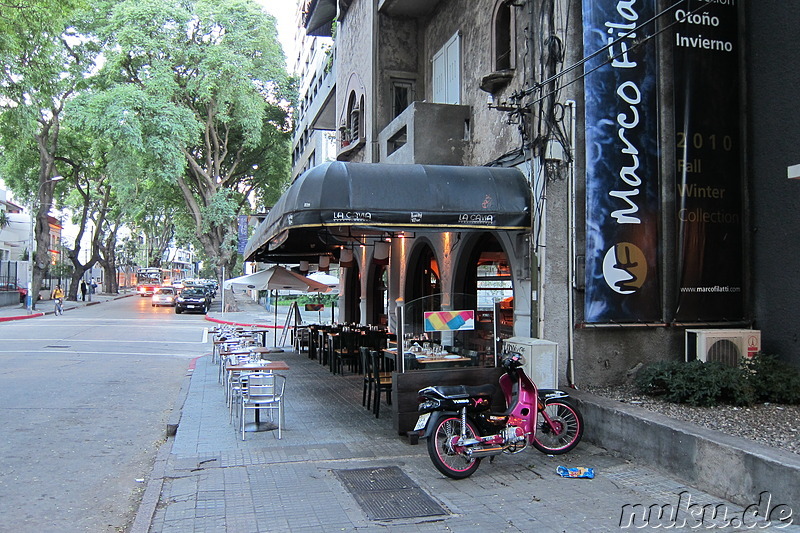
[0,290,135,321]
[132,292,800,532]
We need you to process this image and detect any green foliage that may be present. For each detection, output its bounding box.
[636,355,800,407]
[742,354,800,404]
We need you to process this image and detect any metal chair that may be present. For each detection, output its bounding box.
[240,373,286,440]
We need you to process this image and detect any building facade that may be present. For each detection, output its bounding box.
[248,0,799,386]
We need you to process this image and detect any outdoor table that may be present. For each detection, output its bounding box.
[383,348,470,370]
[236,327,270,347]
[226,361,290,432]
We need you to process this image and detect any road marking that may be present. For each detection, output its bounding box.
[0,338,206,344]
[0,349,202,357]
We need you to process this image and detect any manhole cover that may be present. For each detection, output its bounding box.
[334,466,448,520]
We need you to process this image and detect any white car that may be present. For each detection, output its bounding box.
[151,287,177,307]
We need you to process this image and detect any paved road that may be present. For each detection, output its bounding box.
[0,296,208,533]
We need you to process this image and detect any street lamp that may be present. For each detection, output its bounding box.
[27,175,64,313]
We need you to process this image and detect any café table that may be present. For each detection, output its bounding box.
[382,348,470,370]
[226,360,290,432]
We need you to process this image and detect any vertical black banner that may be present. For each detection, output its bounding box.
[673,1,744,321]
[583,0,661,323]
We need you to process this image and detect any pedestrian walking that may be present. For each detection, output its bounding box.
[51,284,64,316]
[80,279,87,302]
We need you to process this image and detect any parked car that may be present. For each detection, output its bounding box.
[0,282,28,303]
[151,286,177,307]
[202,282,217,299]
[175,287,209,314]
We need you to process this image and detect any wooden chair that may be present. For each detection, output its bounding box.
[334,330,360,375]
[369,350,392,418]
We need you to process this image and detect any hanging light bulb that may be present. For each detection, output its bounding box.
[318,256,330,272]
[299,260,309,273]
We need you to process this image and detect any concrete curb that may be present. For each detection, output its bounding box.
[130,356,197,533]
[129,431,172,533]
[570,388,800,510]
[0,312,43,322]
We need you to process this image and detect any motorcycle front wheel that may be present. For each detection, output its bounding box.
[427,416,482,479]
[531,399,584,455]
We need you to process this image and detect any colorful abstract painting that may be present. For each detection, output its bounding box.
[423,310,475,332]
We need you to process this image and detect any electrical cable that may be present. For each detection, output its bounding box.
[522,0,713,110]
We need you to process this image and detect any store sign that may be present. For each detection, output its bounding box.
[672,0,744,321]
[582,0,661,323]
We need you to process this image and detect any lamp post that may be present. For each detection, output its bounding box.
[27,175,64,313]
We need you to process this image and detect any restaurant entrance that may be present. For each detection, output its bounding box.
[454,232,515,349]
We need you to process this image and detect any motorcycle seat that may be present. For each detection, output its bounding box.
[427,384,495,400]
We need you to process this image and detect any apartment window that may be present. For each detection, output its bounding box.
[432,32,461,105]
[391,79,415,119]
[341,91,363,148]
[493,1,515,71]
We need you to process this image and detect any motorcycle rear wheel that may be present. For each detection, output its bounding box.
[531,399,583,455]
[427,416,482,479]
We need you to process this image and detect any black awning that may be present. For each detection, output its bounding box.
[245,162,531,263]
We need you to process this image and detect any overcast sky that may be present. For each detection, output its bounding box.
[256,0,300,69]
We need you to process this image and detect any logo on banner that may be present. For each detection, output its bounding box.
[602,242,648,295]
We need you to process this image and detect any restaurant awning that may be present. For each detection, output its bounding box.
[244,162,531,263]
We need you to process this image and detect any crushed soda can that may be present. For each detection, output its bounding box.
[556,466,595,479]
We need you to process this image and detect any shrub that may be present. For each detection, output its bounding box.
[742,354,800,404]
[636,354,800,407]
[636,360,754,407]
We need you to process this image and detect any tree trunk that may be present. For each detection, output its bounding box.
[67,266,91,302]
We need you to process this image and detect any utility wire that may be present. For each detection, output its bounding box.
[518,0,712,108]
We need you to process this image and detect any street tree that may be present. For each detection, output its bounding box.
[0,0,96,306]
[93,0,293,279]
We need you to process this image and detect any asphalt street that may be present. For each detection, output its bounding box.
[0,294,207,532]
[2,293,797,532]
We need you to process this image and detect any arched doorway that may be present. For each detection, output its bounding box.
[405,242,440,304]
[454,233,514,349]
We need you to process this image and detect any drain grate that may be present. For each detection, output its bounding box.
[334,466,448,520]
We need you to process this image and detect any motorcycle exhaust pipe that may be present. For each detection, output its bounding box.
[466,446,504,459]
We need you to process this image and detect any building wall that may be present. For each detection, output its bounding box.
[309,0,779,385]
[336,0,375,163]
[747,2,800,367]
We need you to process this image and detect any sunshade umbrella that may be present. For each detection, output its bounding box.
[303,271,340,323]
[306,271,340,292]
[223,266,330,345]
[223,265,330,293]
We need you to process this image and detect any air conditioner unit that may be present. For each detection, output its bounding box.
[502,337,558,388]
[685,329,761,366]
